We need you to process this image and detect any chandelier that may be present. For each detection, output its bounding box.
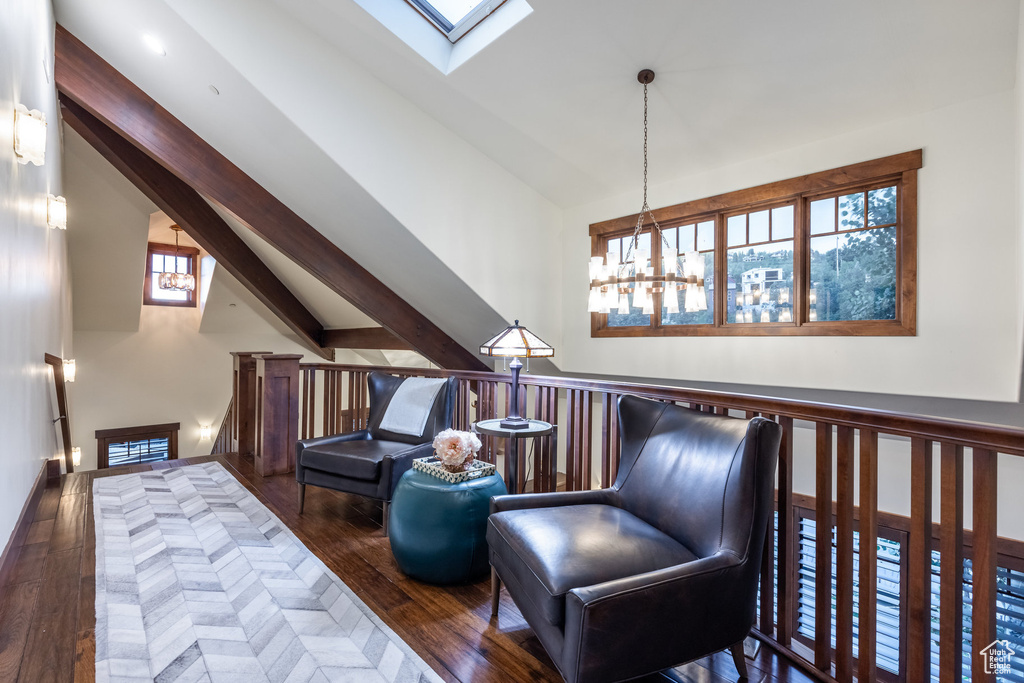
[588,70,707,316]
[159,225,196,292]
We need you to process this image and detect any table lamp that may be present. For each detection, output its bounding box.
[479,320,554,429]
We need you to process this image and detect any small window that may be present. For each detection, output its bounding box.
[144,242,199,307]
[95,422,179,469]
[406,0,506,42]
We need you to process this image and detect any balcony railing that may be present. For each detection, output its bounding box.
[237,358,1024,683]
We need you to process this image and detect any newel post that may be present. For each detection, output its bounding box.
[254,354,302,477]
[230,351,272,458]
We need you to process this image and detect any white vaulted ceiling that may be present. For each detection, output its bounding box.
[53,0,1021,369]
[54,0,1020,208]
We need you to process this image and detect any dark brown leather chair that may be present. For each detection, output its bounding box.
[486,394,781,683]
[296,372,457,535]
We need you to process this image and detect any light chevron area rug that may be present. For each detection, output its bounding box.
[93,462,445,683]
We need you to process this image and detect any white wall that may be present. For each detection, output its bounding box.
[63,138,370,471]
[70,317,365,471]
[562,88,1022,403]
[0,0,70,549]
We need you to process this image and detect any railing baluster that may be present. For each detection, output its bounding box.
[908,438,934,683]
[815,422,833,671]
[776,416,794,647]
[565,390,577,491]
[858,429,879,683]
[601,393,613,488]
[835,425,855,680]
[972,448,998,683]
[581,391,593,490]
[939,442,964,683]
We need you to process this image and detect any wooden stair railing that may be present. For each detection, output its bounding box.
[210,397,234,455]
[243,360,1024,683]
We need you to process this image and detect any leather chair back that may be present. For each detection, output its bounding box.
[614,394,781,561]
[366,372,458,445]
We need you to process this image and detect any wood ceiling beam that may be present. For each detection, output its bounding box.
[54,25,489,372]
[322,328,414,351]
[60,96,334,362]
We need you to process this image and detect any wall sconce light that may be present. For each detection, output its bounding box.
[200,425,212,440]
[71,447,81,468]
[63,358,76,382]
[14,104,47,166]
[47,195,67,230]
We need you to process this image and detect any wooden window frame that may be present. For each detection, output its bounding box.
[589,150,921,337]
[95,422,179,469]
[143,241,200,308]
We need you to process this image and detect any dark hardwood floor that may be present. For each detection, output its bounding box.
[0,454,818,683]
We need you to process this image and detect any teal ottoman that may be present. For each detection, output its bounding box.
[388,468,507,585]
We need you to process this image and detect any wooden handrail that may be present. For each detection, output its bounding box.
[298,363,1024,455]
[282,360,1023,683]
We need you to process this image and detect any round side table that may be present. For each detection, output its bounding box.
[474,419,553,494]
[388,468,507,585]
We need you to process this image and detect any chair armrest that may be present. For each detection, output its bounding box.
[381,441,435,497]
[297,430,370,451]
[561,552,751,683]
[490,489,617,514]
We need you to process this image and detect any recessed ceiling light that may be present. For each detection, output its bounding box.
[142,34,166,56]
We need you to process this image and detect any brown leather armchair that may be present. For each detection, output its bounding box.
[486,394,781,683]
[296,372,457,535]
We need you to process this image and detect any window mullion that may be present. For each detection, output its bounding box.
[714,212,726,327]
[794,196,809,326]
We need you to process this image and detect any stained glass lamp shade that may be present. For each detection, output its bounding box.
[479,321,553,429]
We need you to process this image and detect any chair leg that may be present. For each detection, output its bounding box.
[729,640,748,680]
[490,567,501,618]
[297,483,305,514]
[382,500,389,537]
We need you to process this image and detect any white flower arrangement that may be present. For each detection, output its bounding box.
[432,429,482,472]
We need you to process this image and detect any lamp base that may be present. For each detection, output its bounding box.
[499,416,530,430]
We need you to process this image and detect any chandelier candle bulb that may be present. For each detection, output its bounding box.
[587,287,602,312]
[761,308,771,323]
[618,292,630,314]
[666,289,679,314]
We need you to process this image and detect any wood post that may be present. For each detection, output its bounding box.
[255,354,302,477]
[231,352,271,458]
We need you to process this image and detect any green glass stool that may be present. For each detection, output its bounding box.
[388,468,507,585]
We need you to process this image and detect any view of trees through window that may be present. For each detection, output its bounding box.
[810,186,898,322]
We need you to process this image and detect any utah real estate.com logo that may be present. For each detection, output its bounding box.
[980,639,1016,675]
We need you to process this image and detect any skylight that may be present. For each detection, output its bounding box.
[408,0,503,42]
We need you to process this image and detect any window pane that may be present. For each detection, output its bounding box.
[662,250,715,326]
[810,226,897,321]
[749,210,769,243]
[727,214,746,247]
[605,232,651,327]
[151,254,164,273]
[662,226,678,251]
[420,0,485,25]
[771,205,794,240]
[607,289,651,327]
[810,197,835,235]
[727,241,795,323]
[696,220,715,251]
[677,224,695,251]
[838,192,864,230]
[868,185,897,226]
